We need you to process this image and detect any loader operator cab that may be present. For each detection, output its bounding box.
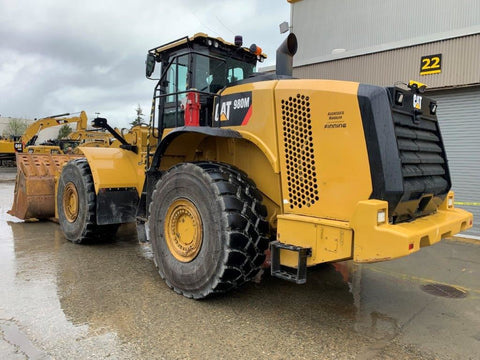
[146,33,265,130]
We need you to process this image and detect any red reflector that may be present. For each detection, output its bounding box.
[408,243,414,250]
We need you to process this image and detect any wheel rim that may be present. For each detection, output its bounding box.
[164,199,203,263]
[63,182,79,222]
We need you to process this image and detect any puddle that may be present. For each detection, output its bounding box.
[1,321,48,359]
[1,178,478,359]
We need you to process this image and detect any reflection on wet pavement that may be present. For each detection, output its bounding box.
[0,321,46,359]
[1,179,479,359]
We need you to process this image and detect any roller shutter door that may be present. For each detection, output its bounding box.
[430,86,480,237]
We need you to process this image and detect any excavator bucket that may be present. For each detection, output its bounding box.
[8,153,83,220]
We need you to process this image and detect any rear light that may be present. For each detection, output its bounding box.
[395,91,404,105]
[447,194,454,208]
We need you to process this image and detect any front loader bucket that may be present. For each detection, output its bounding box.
[8,153,83,220]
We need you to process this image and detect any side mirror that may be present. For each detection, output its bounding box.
[145,53,156,78]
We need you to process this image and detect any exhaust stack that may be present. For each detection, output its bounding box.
[276,33,298,77]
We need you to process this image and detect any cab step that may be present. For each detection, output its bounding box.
[270,241,312,284]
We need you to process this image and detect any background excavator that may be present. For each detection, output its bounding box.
[0,136,18,166]
[8,112,150,220]
[1,112,87,165]
[1,111,111,165]
[9,32,473,300]
[7,111,98,220]
[15,111,112,154]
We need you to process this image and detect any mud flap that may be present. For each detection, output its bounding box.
[96,187,139,225]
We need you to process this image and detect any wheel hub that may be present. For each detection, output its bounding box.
[63,182,79,222]
[165,199,203,262]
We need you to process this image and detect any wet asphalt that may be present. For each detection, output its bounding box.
[0,167,479,360]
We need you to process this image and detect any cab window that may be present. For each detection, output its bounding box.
[226,59,256,84]
[227,67,244,84]
[163,54,189,127]
[165,55,188,103]
[193,54,227,94]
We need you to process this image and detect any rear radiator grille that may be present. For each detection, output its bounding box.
[394,114,449,199]
[281,94,319,209]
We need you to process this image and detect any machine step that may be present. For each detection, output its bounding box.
[270,241,312,284]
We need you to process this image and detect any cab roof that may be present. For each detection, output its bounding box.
[148,32,267,60]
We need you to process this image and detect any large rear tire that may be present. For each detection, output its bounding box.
[149,162,269,299]
[57,158,118,243]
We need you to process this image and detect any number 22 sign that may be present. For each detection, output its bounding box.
[420,54,442,75]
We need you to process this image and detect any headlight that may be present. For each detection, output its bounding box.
[395,91,404,105]
[377,209,387,224]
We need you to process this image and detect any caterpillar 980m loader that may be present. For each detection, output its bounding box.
[48,33,472,299]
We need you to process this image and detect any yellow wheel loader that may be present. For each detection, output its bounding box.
[26,33,476,299]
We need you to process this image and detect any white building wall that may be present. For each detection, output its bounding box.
[291,0,480,66]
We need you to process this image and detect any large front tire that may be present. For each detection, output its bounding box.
[149,162,269,299]
[57,158,118,243]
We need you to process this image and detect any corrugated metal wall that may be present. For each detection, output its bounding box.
[430,86,480,237]
[291,0,480,64]
[293,34,480,89]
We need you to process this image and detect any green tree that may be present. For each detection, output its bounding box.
[57,124,73,139]
[130,104,144,127]
[2,118,28,137]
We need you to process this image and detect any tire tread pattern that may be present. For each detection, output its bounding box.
[150,161,269,298]
[59,158,118,243]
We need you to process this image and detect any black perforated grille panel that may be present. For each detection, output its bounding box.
[281,94,319,209]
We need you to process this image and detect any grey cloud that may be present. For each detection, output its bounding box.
[0,0,290,128]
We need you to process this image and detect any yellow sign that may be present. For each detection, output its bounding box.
[420,54,442,75]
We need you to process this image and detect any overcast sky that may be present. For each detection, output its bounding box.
[0,0,290,128]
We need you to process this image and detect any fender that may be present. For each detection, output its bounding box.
[150,126,242,170]
[79,147,144,225]
[79,147,144,194]
[137,127,243,221]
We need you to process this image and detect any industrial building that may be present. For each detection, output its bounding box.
[288,0,480,237]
